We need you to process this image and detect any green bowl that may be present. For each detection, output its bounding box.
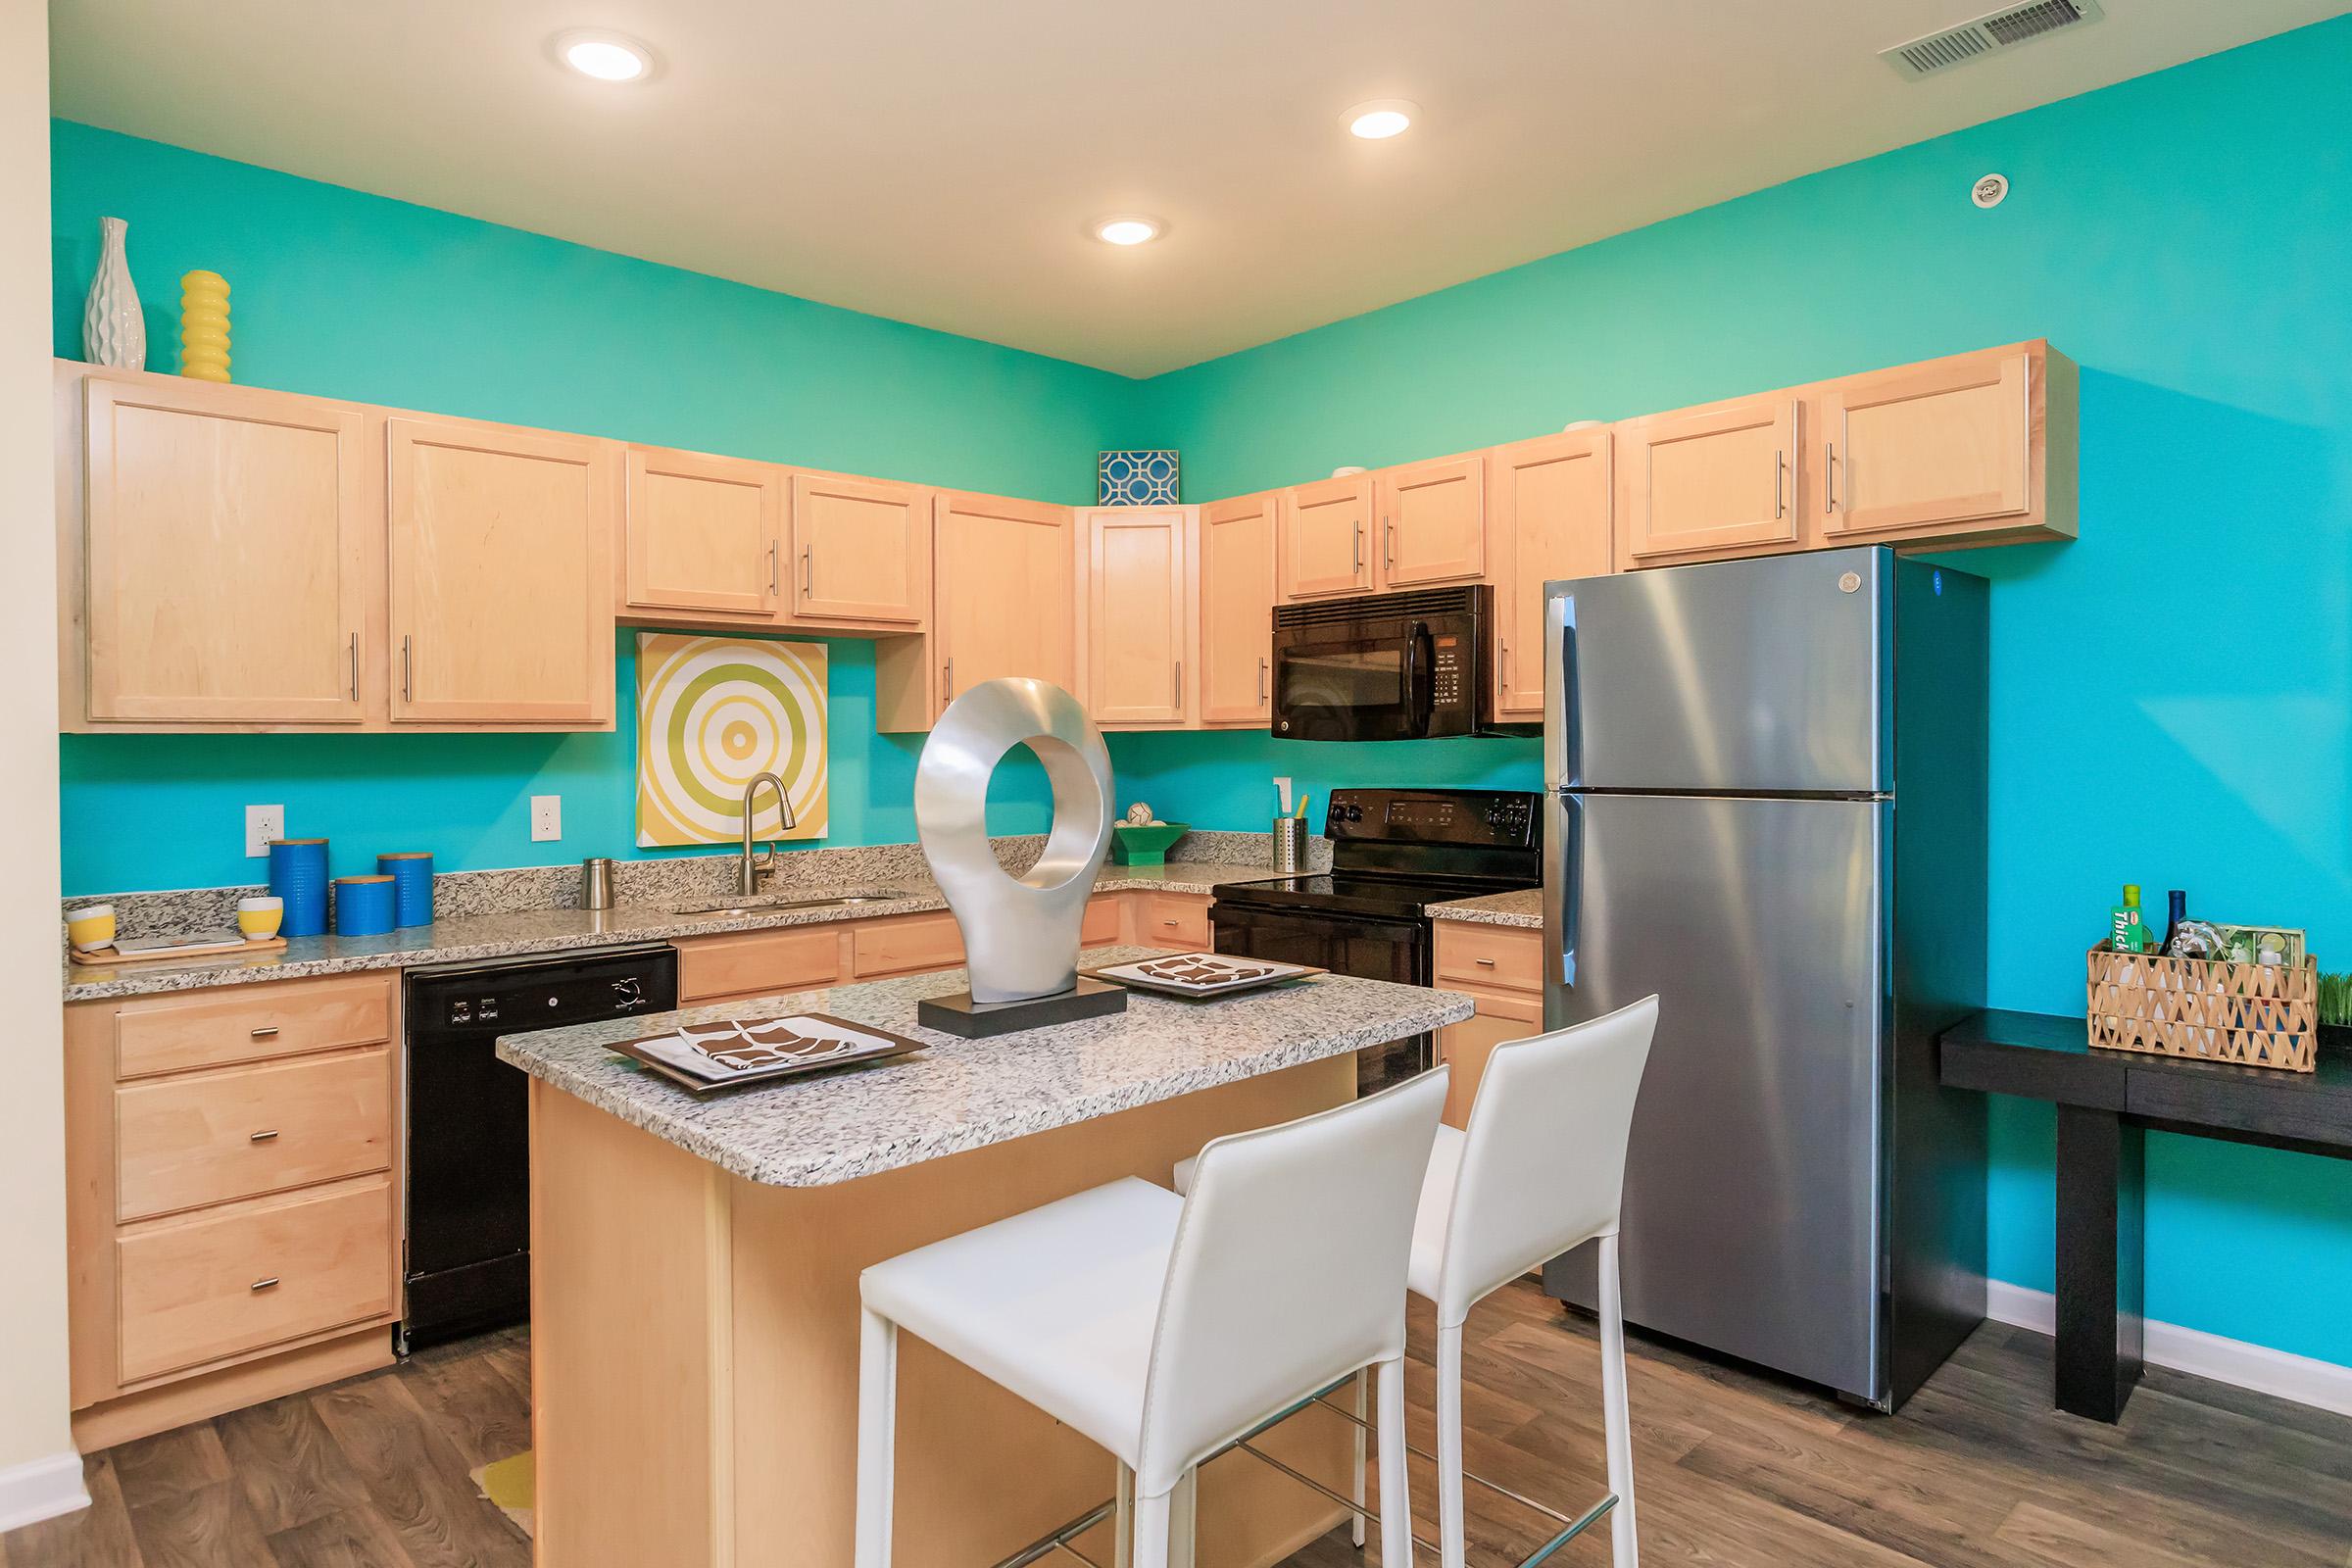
[1110,822,1190,866]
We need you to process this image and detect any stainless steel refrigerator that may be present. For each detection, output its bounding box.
[1539,546,1987,1411]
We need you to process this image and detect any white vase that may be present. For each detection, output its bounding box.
[82,217,146,371]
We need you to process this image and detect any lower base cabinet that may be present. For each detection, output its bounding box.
[1433,921,1545,1129]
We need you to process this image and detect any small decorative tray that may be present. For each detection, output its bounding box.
[1083,952,1324,1000]
[610,1013,925,1094]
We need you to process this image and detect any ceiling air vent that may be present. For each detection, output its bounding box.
[1882,0,2105,79]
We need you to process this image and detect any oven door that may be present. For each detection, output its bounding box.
[1272,623,1435,741]
[1211,900,1431,1093]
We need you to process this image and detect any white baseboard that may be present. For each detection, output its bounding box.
[0,1449,89,1534]
[1986,1280,2352,1419]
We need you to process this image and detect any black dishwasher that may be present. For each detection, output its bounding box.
[403,943,677,1349]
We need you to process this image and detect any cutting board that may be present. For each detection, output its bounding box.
[71,935,290,967]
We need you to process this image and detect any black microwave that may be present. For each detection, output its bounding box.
[1270,584,1491,741]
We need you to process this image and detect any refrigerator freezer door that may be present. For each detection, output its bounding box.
[1544,548,1888,794]
[1543,789,1888,1402]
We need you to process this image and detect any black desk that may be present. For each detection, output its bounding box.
[1936,1009,2352,1421]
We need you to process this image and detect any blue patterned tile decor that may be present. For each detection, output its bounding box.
[1098,449,1180,506]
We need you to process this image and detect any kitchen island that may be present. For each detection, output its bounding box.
[497,946,1472,1568]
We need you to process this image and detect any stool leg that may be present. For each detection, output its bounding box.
[1171,1469,1197,1568]
[1436,1323,1466,1568]
[1116,1463,1134,1568]
[1597,1234,1639,1568]
[1376,1355,1414,1567]
[1133,1490,1171,1568]
[1351,1366,1369,1549]
[855,1306,898,1568]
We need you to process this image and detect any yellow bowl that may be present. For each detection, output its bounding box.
[67,906,117,952]
[237,900,284,940]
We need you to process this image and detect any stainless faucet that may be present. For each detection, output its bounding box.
[737,771,797,896]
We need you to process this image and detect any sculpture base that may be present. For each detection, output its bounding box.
[918,977,1129,1038]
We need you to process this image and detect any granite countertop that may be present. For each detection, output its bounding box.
[1428,888,1544,929]
[494,945,1475,1187]
[64,861,1284,1004]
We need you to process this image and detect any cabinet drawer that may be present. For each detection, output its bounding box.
[1435,923,1543,993]
[117,1181,394,1385]
[677,926,842,1004]
[113,976,393,1080]
[1141,894,1210,949]
[117,1049,392,1223]
[850,911,965,978]
[1082,896,1123,946]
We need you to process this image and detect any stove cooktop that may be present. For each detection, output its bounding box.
[1211,870,1534,920]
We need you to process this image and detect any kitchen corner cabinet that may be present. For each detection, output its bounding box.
[1281,472,1376,599]
[1616,391,1808,568]
[387,416,617,727]
[77,373,373,725]
[1378,454,1486,586]
[1488,429,1612,720]
[1085,507,1194,727]
[787,470,932,628]
[932,491,1078,709]
[1198,492,1278,726]
[622,445,782,620]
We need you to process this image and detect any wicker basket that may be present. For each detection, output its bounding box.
[2085,941,2318,1072]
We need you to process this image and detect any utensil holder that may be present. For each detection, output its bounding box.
[377,852,434,927]
[1272,816,1306,874]
[581,857,615,910]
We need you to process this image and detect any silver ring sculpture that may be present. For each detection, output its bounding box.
[914,678,1113,1004]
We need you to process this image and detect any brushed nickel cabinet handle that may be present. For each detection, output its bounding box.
[767,541,779,596]
[250,1025,280,1039]
[801,546,812,598]
[1502,643,1513,692]
[347,633,359,702]
[1774,451,1788,519]
[1162,919,1180,928]
[1256,656,1268,704]
[943,659,955,701]
[1172,661,1182,708]
[401,635,414,703]
[1352,522,1363,573]
[250,1276,280,1292]
[1384,516,1395,570]
[1475,957,1496,967]
[1826,442,1838,514]
[249,1129,279,1143]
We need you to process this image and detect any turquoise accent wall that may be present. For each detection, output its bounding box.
[47,18,2352,1366]
[1130,20,2352,1369]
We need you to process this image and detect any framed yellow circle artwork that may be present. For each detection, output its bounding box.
[635,633,828,847]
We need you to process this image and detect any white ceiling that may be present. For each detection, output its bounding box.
[49,0,2346,376]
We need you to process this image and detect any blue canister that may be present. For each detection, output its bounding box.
[268,838,330,938]
[333,875,396,938]
[377,853,434,928]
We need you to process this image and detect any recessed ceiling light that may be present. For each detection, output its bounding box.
[1094,216,1163,247]
[1345,100,1418,140]
[555,30,654,83]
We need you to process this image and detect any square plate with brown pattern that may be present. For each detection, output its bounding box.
[1081,952,1325,1000]
[610,1012,925,1094]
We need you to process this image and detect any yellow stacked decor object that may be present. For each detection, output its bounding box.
[178,270,231,382]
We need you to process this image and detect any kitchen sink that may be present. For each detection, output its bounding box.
[664,891,908,918]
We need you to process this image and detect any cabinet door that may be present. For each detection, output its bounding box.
[1086,508,1190,726]
[1821,348,2032,539]
[933,493,1075,708]
[1380,455,1485,586]
[1438,986,1542,1131]
[82,377,370,723]
[388,417,615,725]
[1619,394,1802,566]
[1282,474,1375,599]
[789,471,931,626]
[623,446,780,618]
[1488,430,1611,719]
[1199,493,1277,725]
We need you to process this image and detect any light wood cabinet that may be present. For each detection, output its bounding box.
[1438,988,1542,1131]
[851,909,967,978]
[677,926,843,1005]
[115,1049,392,1223]
[1282,473,1376,599]
[788,470,931,627]
[1086,507,1193,727]
[1133,893,1211,949]
[387,416,617,726]
[1617,392,1806,568]
[1378,454,1485,586]
[622,446,781,619]
[1487,430,1612,720]
[1199,493,1277,726]
[932,492,1077,710]
[80,374,371,724]
[1432,921,1544,1129]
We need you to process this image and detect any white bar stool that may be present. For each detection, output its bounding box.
[855,1068,1448,1568]
[1173,996,1658,1568]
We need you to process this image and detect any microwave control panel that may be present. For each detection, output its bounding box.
[1430,633,1464,709]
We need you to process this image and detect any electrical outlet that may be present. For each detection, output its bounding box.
[245,804,285,858]
[531,795,563,843]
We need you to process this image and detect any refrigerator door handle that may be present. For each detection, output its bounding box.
[1545,793,1583,1001]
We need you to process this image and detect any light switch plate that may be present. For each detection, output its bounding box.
[530,795,562,843]
[245,804,284,858]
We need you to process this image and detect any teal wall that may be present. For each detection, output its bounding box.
[49,18,2352,1366]
[1130,20,2352,1369]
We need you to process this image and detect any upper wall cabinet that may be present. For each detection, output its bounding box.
[1084,508,1193,727]
[1199,492,1278,727]
[622,446,781,620]
[1818,342,2074,547]
[787,471,931,629]
[932,492,1077,709]
[1379,454,1486,587]
[1281,473,1376,600]
[1488,429,1612,720]
[387,416,616,727]
[1616,392,1805,568]
[78,374,372,725]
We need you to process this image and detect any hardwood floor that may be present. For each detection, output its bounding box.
[6,1285,2347,1566]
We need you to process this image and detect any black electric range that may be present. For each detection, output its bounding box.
[1210,787,1542,1093]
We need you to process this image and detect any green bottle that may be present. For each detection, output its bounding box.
[2111,884,2150,954]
